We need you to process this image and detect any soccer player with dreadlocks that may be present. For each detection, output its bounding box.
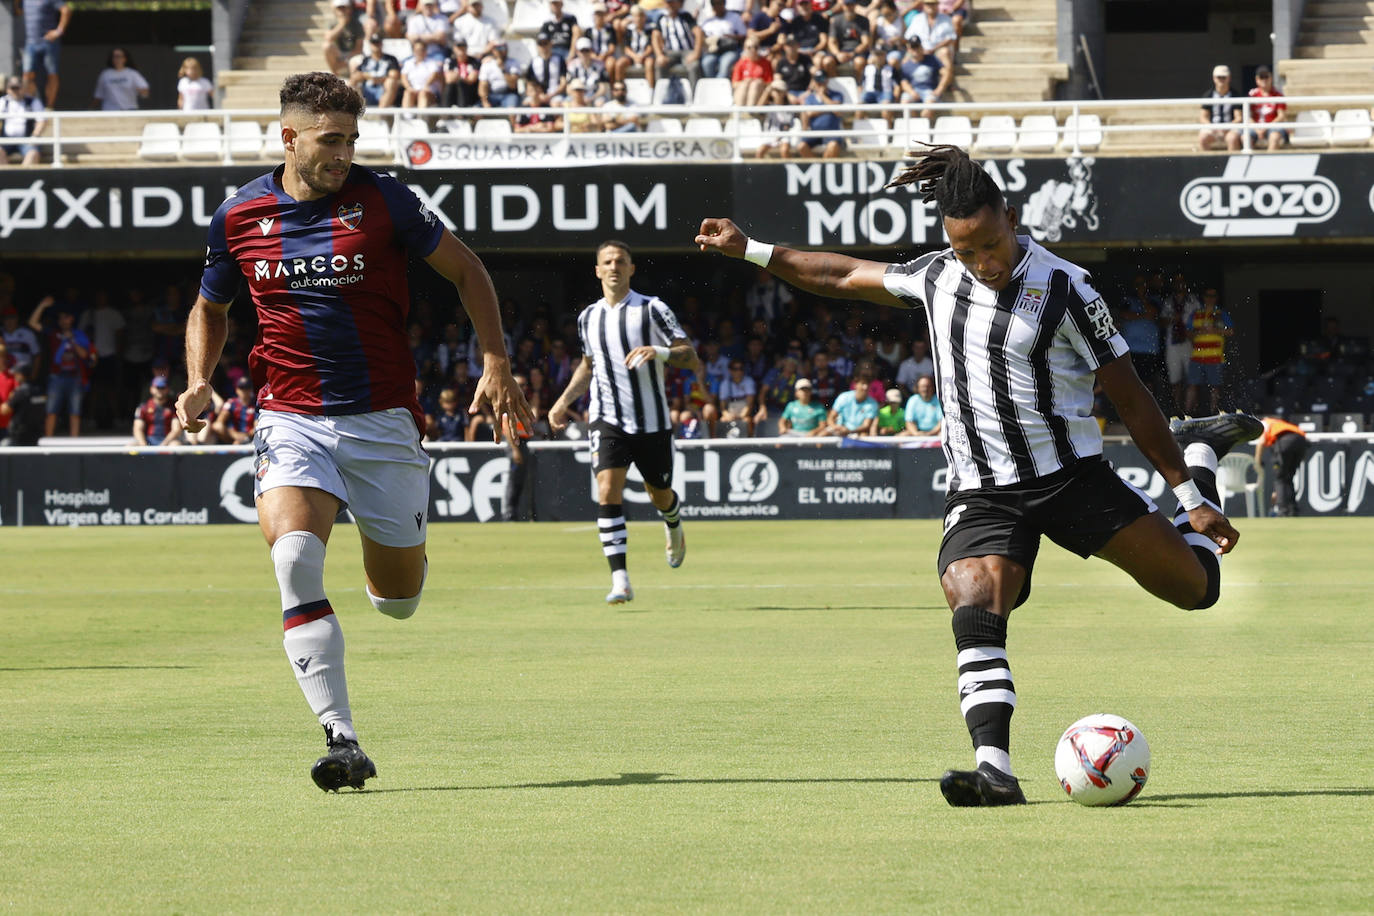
[695,145,1261,807]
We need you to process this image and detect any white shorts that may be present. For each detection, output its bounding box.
[1165,342,1192,384]
[253,408,430,548]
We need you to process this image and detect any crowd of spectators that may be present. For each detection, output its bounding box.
[329,0,972,149]
[3,259,1369,448]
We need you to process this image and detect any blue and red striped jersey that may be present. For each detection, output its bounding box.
[220,396,259,434]
[135,398,176,441]
[199,164,444,432]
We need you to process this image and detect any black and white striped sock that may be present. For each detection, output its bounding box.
[1175,443,1223,608]
[599,503,628,573]
[952,605,1015,775]
[660,493,681,529]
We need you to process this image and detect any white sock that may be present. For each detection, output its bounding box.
[1184,442,1218,475]
[612,569,630,592]
[976,746,1013,776]
[273,531,353,735]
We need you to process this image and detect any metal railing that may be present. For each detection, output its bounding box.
[8,93,1373,168]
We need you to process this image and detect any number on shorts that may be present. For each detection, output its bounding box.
[943,503,967,534]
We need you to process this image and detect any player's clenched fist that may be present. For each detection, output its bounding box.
[176,379,213,433]
[695,218,748,257]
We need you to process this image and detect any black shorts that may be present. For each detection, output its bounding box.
[590,420,674,490]
[938,457,1154,609]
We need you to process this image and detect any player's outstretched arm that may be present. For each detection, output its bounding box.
[694,217,905,309]
[1097,355,1237,555]
[177,295,231,433]
[425,231,534,443]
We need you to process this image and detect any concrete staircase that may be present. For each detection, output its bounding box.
[1278,0,1374,97]
[218,0,338,110]
[947,0,1069,103]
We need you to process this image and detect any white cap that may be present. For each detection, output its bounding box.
[576,36,593,50]
[1212,64,1230,78]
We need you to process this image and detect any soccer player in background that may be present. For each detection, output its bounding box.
[175,72,532,792]
[694,145,1262,807]
[548,240,701,604]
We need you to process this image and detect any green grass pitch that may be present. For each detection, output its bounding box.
[2,519,1371,913]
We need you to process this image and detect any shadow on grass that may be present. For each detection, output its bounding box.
[359,772,938,794]
[743,606,948,612]
[1145,787,1374,802]
[0,665,194,672]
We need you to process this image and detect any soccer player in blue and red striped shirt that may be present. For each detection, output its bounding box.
[175,72,532,792]
[132,375,180,446]
[212,376,259,444]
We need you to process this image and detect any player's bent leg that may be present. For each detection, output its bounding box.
[646,481,685,569]
[361,538,428,619]
[1095,511,1209,610]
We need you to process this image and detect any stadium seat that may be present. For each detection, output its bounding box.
[1331,412,1366,434]
[624,78,652,107]
[1331,109,1372,147]
[481,0,510,33]
[829,75,859,105]
[473,116,513,136]
[227,120,263,158]
[893,115,930,152]
[1063,113,1102,151]
[356,117,393,157]
[1016,114,1059,152]
[652,77,691,106]
[735,116,764,155]
[261,120,284,158]
[972,115,1016,153]
[684,116,724,135]
[180,122,223,161]
[646,117,684,134]
[438,117,473,135]
[394,117,430,155]
[1290,109,1332,148]
[852,117,887,149]
[564,0,594,28]
[1291,413,1325,433]
[507,38,535,70]
[509,0,546,35]
[136,122,181,161]
[931,115,972,148]
[691,78,733,112]
[1217,453,1262,519]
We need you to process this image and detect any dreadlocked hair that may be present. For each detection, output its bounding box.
[885,144,1005,219]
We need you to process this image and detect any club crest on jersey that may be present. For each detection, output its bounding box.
[337,202,364,230]
[1015,287,1047,316]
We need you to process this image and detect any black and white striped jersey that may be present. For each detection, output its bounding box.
[656,12,697,51]
[883,236,1129,491]
[577,289,686,435]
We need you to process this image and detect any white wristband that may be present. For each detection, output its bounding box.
[653,346,671,362]
[1173,479,1205,511]
[744,238,774,267]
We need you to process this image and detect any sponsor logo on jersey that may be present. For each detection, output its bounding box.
[257,217,275,235]
[1083,297,1118,341]
[336,203,363,230]
[252,253,368,289]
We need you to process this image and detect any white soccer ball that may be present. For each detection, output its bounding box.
[1054,713,1151,806]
